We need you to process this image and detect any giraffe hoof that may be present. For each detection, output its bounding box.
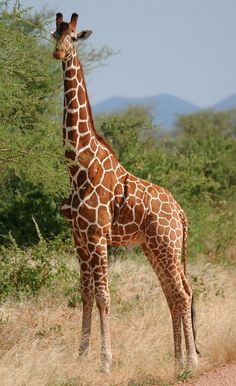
[100,363,111,373]
[79,346,89,357]
[175,359,184,374]
[187,354,198,370]
[100,352,112,373]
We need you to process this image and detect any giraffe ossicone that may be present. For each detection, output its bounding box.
[52,12,199,373]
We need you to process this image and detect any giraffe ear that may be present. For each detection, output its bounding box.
[75,30,93,41]
[56,13,63,27]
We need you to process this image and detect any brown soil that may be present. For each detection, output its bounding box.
[176,364,236,386]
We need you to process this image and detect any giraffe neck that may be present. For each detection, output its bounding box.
[62,50,97,164]
[62,50,118,189]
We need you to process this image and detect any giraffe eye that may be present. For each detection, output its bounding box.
[71,32,78,42]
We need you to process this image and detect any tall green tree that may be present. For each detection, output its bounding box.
[0,1,113,245]
[97,106,156,174]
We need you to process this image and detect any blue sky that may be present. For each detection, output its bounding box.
[20,0,236,107]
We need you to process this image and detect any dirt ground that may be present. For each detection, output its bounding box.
[176,364,236,386]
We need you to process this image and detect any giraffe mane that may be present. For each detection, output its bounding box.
[79,63,117,157]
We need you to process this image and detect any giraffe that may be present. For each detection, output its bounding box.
[52,12,199,373]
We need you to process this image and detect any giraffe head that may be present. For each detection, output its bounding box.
[52,13,93,60]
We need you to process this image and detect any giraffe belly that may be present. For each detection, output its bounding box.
[108,223,144,247]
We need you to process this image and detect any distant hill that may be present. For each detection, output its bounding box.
[212,94,236,111]
[92,93,236,131]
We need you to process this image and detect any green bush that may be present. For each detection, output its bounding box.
[0,174,70,245]
[0,236,81,304]
[0,2,113,246]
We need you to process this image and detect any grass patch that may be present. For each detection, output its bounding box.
[0,257,235,385]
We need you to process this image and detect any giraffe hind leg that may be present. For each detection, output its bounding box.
[180,270,199,368]
[141,242,198,370]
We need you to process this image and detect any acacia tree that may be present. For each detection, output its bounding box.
[0,2,114,245]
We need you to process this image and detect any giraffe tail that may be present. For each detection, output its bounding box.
[191,293,201,356]
[180,210,188,276]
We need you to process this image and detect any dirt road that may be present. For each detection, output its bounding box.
[177,364,236,386]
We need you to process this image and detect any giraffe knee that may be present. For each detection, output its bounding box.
[95,289,110,312]
[166,286,191,311]
[80,277,94,304]
[81,292,94,305]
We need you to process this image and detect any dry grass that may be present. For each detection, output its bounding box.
[0,256,235,386]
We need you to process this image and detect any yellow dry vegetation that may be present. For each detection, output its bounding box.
[0,257,235,386]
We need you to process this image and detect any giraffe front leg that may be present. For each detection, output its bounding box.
[92,238,112,372]
[76,245,95,356]
[96,288,112,373]
[79,282,94,356]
